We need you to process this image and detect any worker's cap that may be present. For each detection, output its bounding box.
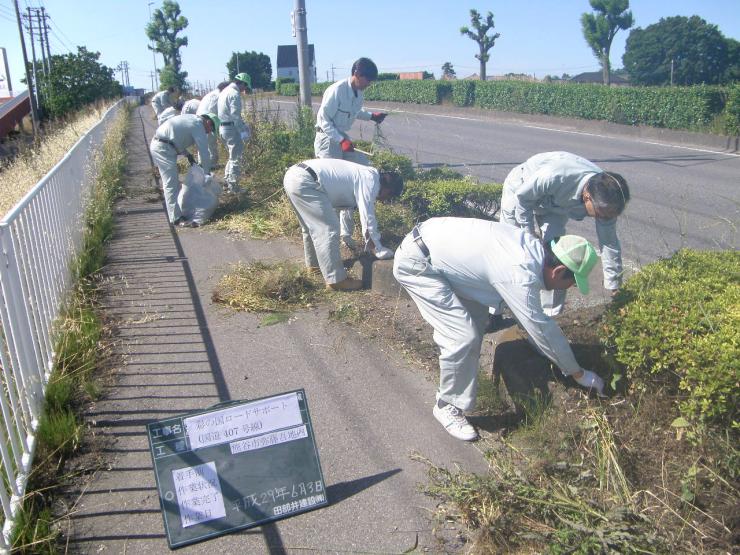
[235,73,252,89]
[551,235,599,294]
[202,112,220,133]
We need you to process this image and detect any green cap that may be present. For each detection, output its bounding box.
[551,235,599,294]
[235,72,252,89]
[203,112,220,134]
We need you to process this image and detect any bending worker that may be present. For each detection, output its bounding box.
[394,218,605,441]
[150,113,220,226]
[500,151,630,315]
[314,57,388,249]
[283,159,403,291]
[217,73,252,194]
[151,86,179,119]
[196,82,229,165]
[181,97,200,115]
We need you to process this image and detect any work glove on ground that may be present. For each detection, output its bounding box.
[370,112,387,124]
[340,138,354,152]
[574,369,606,397]
[185,153,197,166]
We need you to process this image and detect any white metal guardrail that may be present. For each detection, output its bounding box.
[0,98,130,551]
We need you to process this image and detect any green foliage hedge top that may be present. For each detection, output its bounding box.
[401,177,502,220]
[602,249,739,429]
[364,80,451,105]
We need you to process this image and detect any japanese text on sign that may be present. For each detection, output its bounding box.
[230,425,308,454]
[172,461,226,528]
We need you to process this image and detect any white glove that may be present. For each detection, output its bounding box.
[373,246,394,260]
[574,370,606,397]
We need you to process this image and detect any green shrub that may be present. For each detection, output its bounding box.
[311,82,332,96]
[451,81,475,107]
[719,83,740,135]
[364,80,451,104]
[369,150,416,181]
[402,178,502,220]
[602,249,739,428]
[279,82,299,96]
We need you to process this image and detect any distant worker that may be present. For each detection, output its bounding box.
[151,86,179,119]
[314,57,388,249]
[196,82,229,165]
[217,73,252,193]
[181,98,201,115]
[500,151,630,316]
[394,218,605,441]
[283,159,403,291]
[150,113,220,227]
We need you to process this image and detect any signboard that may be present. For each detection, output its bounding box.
[0,48,11,98]
[146,389,327,549]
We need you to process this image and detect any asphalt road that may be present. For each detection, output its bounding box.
[273,98,740,273]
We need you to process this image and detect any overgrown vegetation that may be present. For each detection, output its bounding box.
[10,104,129,552]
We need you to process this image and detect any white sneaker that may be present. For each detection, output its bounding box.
[433,403,478,441]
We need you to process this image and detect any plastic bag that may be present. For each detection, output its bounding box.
[177,165,221,226]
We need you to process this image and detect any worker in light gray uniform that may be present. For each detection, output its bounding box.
[217,73,251,193]
[196,82,229,165]
[151,87,179,118]
[314,57,388,248]
[283,159,403,291]
[181,98,200,115]
[393,218,605,441]
[500,151,630,316]
[150,113,218,225]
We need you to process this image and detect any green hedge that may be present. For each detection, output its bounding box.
[401,178,502,220]
[364,80,451,105]
[602,249,739,428]
[278,82,333,97]
[452,81,475,107]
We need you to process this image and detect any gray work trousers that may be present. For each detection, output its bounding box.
[220,125,244,187]
[150,139,182,223]
[393,234,489,411]
[283,165,346,284]
[314,130,369,239]
[198,131,219,167]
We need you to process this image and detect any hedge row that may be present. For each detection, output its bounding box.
[278,80,452,105]
[602,249,739,428]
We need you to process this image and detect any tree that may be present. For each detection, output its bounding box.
[36,47,121,118]
[226,51,272,90]
[441,62,457,80]
[623,16,733,86]
[581,0,633,85]
[145,0,188,90]
[460,9,500,81]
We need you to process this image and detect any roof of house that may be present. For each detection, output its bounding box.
[277,45,315,68]
[569,71,629,84]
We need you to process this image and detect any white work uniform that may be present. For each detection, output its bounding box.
[149,115,212,223]
[181,99,200,115]
[393,218,583,411]
[314,77,374,239]
[217,83,248,189]
[151,91,172,117]
[500,151,623,315]
[283,159,387,284]
[196,88,222,164]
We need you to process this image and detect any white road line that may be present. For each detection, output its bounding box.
[273,100,740,159]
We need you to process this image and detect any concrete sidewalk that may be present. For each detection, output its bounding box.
[61,106,488,553]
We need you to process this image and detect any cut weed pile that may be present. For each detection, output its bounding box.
[212,261,323,313]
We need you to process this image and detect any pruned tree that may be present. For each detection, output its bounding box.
[460,9,500,81]
[442,62,457,80]
[146,0,189,90]
[581,0,634,85]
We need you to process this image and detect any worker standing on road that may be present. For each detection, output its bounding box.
[394,218,605,441]
[283,159,403,291]
[151,86,179,119]
[150,113,220,226]
[314,57,388,250]
[181,98,200,115]
[217,73,251,194]
[500,151,630,316]
[196,82,229,165]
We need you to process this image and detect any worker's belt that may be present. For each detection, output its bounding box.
[154,137,178,150]
[220,121,235,126]
[297,162,318,182]
[411,226,430,258]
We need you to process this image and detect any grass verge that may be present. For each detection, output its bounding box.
[10,103,129,553]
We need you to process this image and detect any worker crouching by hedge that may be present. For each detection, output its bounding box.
[394,218,605,441]
[283,159,403,291]
[217,73,251,194]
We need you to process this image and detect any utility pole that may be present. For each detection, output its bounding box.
[26,8,40,112]
[236,52,240,73]
[292,0,311,107]
[150,71,155,91]
[331,64,335,81]
[670,58,674,86]
[35,9,48,76]
[13,0,39,134]
[41,7,51,67]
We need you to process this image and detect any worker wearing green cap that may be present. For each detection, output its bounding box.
[393,218,604,441]
[217,72,252,193]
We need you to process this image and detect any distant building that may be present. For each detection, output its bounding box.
[399,72,424,80]
[569,71,630,86]
[276,45,317,84]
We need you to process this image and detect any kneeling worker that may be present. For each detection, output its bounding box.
[394,218,605,441]
[283,159,403,291]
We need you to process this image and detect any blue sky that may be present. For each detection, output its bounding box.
[1,0,738,92]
